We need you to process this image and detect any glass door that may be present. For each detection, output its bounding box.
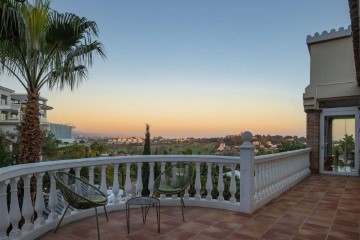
[320,108,359,175]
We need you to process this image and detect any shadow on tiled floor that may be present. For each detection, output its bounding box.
[40,174,360,240]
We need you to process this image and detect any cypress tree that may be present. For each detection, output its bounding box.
[141,124,151,196]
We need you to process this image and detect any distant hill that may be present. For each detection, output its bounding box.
[73,131,132,138]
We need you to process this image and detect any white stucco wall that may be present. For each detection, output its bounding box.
[303,36,359,110]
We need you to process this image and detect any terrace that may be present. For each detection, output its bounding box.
[0,132,359,240]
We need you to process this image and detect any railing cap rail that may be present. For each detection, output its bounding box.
[255,148,311,163]
[0,155,239,182]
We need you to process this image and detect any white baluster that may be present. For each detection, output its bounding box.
[229,164,236,203]
[75,167,81,178]
[217,164,224,202]
[34,173,45,227]
[258,162,264,199]
[9,177,21,239]
[206,163,213,200]
[264,162,270,196]
[21,174,34,233]
[254,163,259,201]
[61,169,72,215]
[0,180,10,240]
[194,163,201,200]
[47,171,58,222]
[149,163,155,196]
[171,164,177,200]
[160,162,166,199]
[136,163,143,196]
[273,160,279,191]
[184,185,190,200]
[112,164,120,204]
[280,159,286,188]
[88,166,95,185]
[100,165,107,195]
[124,163,132,199]
[269,161,275,193]
[184,164,190,200]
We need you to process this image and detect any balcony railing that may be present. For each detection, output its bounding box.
[0,131,311,240]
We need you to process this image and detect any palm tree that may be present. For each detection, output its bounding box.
[0,0,105,163]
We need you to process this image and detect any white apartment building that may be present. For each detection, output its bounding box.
[0,86,74,143]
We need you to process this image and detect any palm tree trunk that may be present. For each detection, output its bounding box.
[19,90,42,163]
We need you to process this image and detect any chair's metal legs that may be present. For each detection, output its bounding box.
[180,194,185,222]
[103,206,109,221]
[95,207,100,240]
[54,204,70,233]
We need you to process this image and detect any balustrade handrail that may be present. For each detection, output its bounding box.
[254,148,311,163]
[0,155,239,182]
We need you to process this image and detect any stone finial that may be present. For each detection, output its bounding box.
[241,131,253,146]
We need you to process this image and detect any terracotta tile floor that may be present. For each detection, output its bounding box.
[40,174,360,240]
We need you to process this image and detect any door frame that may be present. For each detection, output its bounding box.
[320,107,360,176]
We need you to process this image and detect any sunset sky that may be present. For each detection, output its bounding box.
[1,1,351,138]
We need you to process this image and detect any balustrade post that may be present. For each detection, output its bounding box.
[217,164,224,201]
[9,177,21,239]
[136,163,143,196]
[21,174,34,233]
[112,164,120,204]
[206,163,213,200]
[34,173,45,227]
[194,163,201,200]
[149,163,155,196]
[239,131,255,213]
[0,181,10,240]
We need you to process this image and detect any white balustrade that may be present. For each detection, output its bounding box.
[88,166,95,185]
[34,173,45,227]
[100,165,107,195]
[206,163,213,200]
[194,163,201,200]
[9,177,21,239]
[160,162,166,199]
[112,164,120,204]
[47,171,58,222]
[0,133,311,240]
[136,163,143,196]
[21,175,34,233]
[61,169,72,215]
[229,164,236,203]
[0,181,10,240]
[217,164,224,201]
[149,163,154,196]
[124,163,132,199]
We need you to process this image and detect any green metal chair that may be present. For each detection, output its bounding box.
[153,163,194,221]
[54,171,109,240]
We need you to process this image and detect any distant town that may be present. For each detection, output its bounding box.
[73,134,307,157]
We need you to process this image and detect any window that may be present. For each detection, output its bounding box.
[11,98,20,104]
[0,112,6,120]
[0,95,7,105]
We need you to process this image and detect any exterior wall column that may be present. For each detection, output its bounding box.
[305,109,322,173]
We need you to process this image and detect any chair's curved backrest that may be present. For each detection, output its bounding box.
[153,163,195,195]
[54,171,108,209]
